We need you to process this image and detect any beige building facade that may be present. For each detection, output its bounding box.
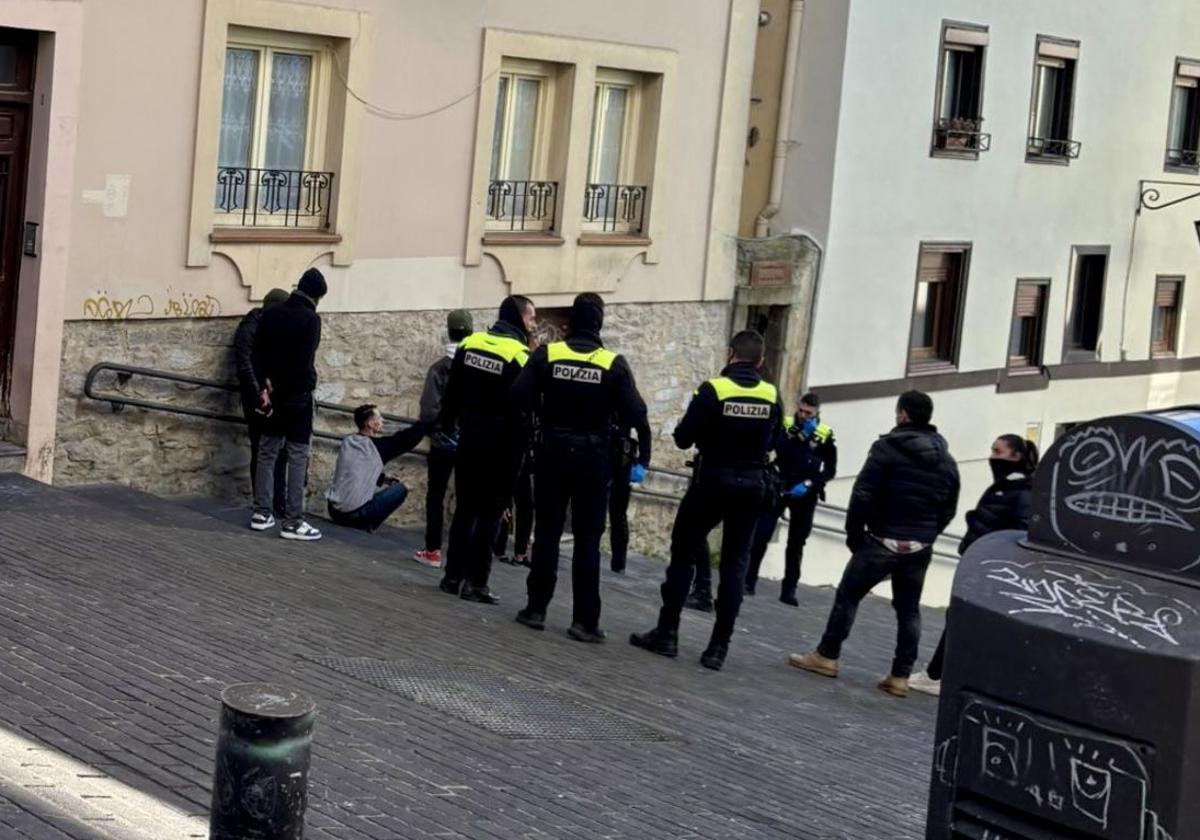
[0,0,768,557]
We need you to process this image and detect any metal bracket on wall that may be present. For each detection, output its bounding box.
[1138,179,1200,212]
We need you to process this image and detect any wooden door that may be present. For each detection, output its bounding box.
[0,28,35,414]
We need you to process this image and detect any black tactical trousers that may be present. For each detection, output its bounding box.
[657,482,761,646]
[745,492,819,591]
[607,458,632,572]
[526,436,611,630]
[445,435,521,588]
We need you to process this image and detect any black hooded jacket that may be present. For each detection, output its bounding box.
[438,301,530,441]
[251,292,321,403]
[233,307,263,411]
[959,473,1033,554]
[510,298,652,466]
[845,424,961,546]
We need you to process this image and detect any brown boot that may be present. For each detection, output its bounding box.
[876,675,909,698]
[787,651,839,678]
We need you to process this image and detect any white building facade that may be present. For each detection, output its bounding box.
[756,0,1200,601]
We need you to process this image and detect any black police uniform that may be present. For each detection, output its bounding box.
[632,360,783,667]
[512,309,650,637]
[607,417,650,573]
[437,305,530,602]
[745,416,837,601]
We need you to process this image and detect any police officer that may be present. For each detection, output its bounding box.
[607,416,650,574]
[438,295,535,604]
[513,293,651,642]
[745,391,837,604]
[631,330,783,670]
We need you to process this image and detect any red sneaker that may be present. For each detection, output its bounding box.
[414,549,443,569]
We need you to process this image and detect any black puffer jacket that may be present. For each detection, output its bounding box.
[845,424,961,546]
[959,474,1033,554]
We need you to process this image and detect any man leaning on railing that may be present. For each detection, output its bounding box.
[248,268,328,541]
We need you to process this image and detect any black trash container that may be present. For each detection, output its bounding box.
[926,408,1200,840]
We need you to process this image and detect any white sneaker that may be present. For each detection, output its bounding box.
[908,671,941,696]
[280,521,322,541]
[249,513,276,531]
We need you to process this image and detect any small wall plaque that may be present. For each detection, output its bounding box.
[22,221,38,257]
[749,260,791,287]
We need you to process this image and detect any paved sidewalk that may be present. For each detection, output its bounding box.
[0,474,942,839]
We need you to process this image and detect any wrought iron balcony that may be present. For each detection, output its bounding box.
[215,167,334,228]
[486,180,558,232]
[932,117,991,153]
[582,183,648,234]
[1165,147,1200,168]
[1026,137,1082,159]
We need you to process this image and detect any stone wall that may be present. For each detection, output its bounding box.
[55,301,731,558]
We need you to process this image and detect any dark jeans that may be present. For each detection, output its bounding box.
[445,435,521,588]
[927,628,947,680]
[656,482,760,647]
[746,492,818,592]
[817,540,932,678]
[608,458,633,571]
[493,460,534,558]
[526,437,610,630]
[328,482,409,532]
[424,447,455,551]
[253,432,311,527]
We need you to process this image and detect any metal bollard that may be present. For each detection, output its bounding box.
[209,683,317,840]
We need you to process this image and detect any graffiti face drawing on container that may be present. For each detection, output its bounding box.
[1049,424,1200,572]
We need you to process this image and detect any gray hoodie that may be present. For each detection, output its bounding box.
[326,435,383,512]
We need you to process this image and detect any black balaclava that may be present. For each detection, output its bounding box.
[497,296,529,341]
[568,294,604,339]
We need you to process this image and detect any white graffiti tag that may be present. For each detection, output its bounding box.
[983,560,1197,648]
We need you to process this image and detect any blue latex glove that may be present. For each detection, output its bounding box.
[800,417,819,437]
[629,464,648,484]
[788,482,809,498]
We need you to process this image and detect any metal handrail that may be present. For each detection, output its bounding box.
[80,362,965,541]
[83,362,422,448]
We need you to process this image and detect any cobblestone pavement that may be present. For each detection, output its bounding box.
[0,474,942,839]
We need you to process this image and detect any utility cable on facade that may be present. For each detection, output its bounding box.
[332,52,499,121]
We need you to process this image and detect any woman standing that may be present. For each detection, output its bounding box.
[909,434,1039,696]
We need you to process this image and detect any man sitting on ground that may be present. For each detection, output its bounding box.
[326,405,428,533]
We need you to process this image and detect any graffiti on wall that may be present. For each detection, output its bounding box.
[82,291,223,320]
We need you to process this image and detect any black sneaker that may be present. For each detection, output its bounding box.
[461,585,500,605]
[684,590,714,613]
[745,582,756,596]
[515,608,546,630]
[629,627,678,658]
[567,623,606,644]
[439,577,462,595]
[700,643,728,671]
[779,588,800,607]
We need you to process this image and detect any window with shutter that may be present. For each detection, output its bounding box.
[909,244,969,371]
[931,22,990,156]
[1008,280,1048,369]
[1152,277,1183,357]
[1166,61,1200,170]
[1027,37,1081,161]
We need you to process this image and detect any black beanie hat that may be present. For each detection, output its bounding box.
[297,268,327,299]
[568,292,604,335]
[497,295,530,340]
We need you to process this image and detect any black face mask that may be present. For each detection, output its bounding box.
[989,458,1022,482]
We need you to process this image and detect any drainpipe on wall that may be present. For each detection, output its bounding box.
[754,0,805,238]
